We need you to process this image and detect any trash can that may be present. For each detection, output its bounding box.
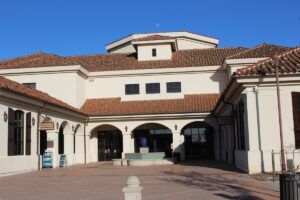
[172,152,180,163]
[280,172,300,200]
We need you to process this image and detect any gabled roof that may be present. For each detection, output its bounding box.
[227,43,293,60]
[0,52,79,70]
[81,94,220,116]
[132,35,175,42]
[235,47,300,76]
[0,76,85,114]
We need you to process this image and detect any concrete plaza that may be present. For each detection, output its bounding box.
[0,161,279,200]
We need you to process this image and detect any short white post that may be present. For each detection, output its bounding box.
[122,176,143,200]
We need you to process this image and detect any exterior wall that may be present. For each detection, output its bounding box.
[109,43,136,54]
[0,100,38,176]
[2,72,87,108]
[217,83,300,174]
[137,44,172,61]
[244,84,300,173]
[0,97,85,176]
[106,31,219,53]
[176,38,215,50]
[87,70,228,101]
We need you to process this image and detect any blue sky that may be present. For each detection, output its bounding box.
[0,0,299,60]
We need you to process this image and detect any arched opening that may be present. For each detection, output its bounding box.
[58,121,69,155]
[39,117,53,156]
[181,121,214,159]
[133,123,173,157]
[91,124,123,161]
[74,124,85,163]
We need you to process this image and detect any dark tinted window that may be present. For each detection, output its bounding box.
[237,100,245,150]
[22,83,36,89]
[8,109,24,156]
[152,48,157,57]
[146,83,160,94]
[167,82,181,93]
[292,92,300,149]
[125,84,139,95]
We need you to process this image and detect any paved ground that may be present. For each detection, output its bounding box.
[0,160,279,200]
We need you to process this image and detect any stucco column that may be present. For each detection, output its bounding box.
[46,130,59,168]
[122,132,134,158]
[0,107,8,156]
[75,133,85,164]
[85,132,91,163]
[172,131,185,161]
[64,131,74,165]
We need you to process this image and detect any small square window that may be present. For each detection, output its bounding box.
[22,83,36,89]
[125,84,139,95]
[167,82,181,93]
[152,48,157,57]
[146,83,160,94]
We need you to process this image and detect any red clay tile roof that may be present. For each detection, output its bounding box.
[0,76,85,114]
[0,48,246,72]
[235,47,300,76]
[80,94,220,116]
[132,35,175,42]
[0,52,79,70]
[66,47,246,72]
[227,43,293,59]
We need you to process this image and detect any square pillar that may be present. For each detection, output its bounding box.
[172,131,185,161]
[122,132,134,158]
[64,131,74,166]
[46,130,59,168]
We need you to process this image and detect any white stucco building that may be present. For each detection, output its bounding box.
[0,30,299,175]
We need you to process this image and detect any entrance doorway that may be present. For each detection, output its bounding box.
[182,122,214,159]
[40,130,47,155]
[133,123,173,157]
[98,130,123,161]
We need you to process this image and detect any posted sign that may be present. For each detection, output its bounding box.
[42,152,53,168]
[59,154,67,168]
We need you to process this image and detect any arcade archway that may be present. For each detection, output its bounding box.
[133,123,173,157]
[91,124,123,161]
[181,121,214,159]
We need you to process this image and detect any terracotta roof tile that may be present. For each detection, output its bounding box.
[80,94,220,116]
[0,52,79,70]
[227,43,292,59]
[0,48,246,72]
[66,47,246,72]
[0,76,85,114]
[132,35,175,42]
[235,47,300,76]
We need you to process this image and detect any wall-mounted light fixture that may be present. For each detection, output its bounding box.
[72,125,75,132]
[56,122,60,130]
[32,117,36,126]
[175,124,178,131]
[3,111,8,122]
[125,126,128,132]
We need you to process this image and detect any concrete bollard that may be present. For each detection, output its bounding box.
[122,176,143,200]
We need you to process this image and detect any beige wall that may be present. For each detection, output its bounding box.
[2,72,87,108]
[87,70,228,101]
[137,44,172,61]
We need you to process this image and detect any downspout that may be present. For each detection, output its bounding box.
[37,109,41,171]
[221,95,236,165]
[37,102,47,171]
[83,118,87,164]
